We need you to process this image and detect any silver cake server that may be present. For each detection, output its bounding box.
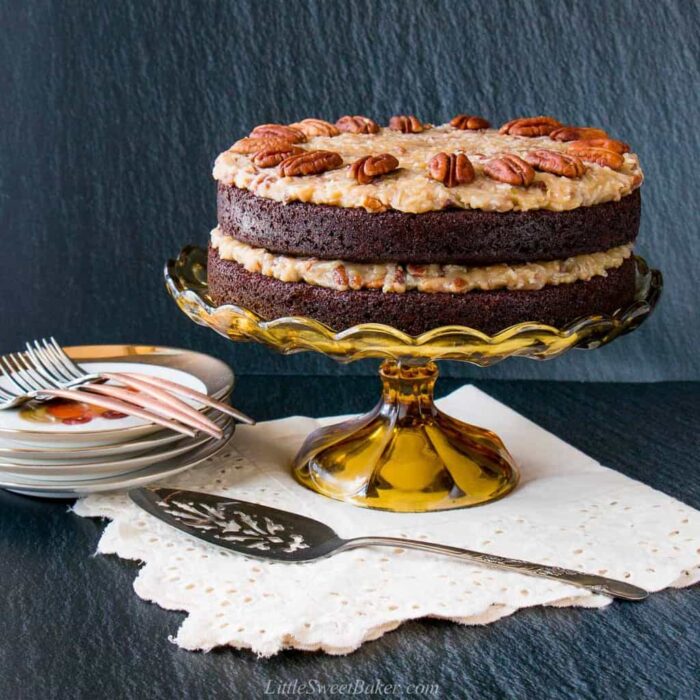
[129,487,648,601]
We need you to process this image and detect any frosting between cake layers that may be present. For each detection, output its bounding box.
[211,227,633,294]
[213,125,643,214]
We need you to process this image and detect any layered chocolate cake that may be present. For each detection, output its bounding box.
[208,114,643,335]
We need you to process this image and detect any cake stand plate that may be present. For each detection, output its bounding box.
[165,246,661,513]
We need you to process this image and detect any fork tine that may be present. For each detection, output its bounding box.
[9,354,44,392]
[35,340,74,382]
[12,353,49,391]
[24,343,64,387]
[47,337,84,379]
[0,362,18,400]
[1,356,33,393]
[49,336,86,379]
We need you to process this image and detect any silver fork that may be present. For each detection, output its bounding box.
[1,348,225,437]
[26,339,253,424]
[0,353,199,437]
[0,359,29,410]
[0,339,251,438]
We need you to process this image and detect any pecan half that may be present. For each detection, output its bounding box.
[499,116,562,137]
[389,115,426,133]
[289,118,340,138]
[565,146,624,170]
[483,154,535,186]
[568,138,630,154]
[349,153,399,184]
[278,150,343,176]
[549,126,608,142]
[428,152,475,187]
[335,115,380,134]
[450,114,490,130]
[252,145,304,168]
[249,123,306,143]
[230,136,297,154]
[523,149,586,178]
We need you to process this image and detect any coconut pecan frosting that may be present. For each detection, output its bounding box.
[213,114,642,214]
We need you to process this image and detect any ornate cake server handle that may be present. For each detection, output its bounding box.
[337,537,647,600]
[131,488,649,602]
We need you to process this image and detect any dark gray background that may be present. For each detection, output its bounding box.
[2,0,699,380]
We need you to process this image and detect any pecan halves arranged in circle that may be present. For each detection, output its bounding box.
[549,126,608,142]
[450,114,490,130]
[249,123,307,143]
[289,118,340,138]
[428,152,475,187]
[349,154,399,184]
[483,154,535,186]
[335,115,380,134]
[499,116,562,137]
[278,150,343,176]
[565,146,624,170]
[252,145,304,168]
[230,136,298,154]
[568,138,630,154]
[523,149,586,178]
[389,115,427,133]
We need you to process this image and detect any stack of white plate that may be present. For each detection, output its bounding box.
[0,345,235,498]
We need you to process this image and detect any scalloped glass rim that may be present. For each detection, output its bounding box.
[165,246,662,366]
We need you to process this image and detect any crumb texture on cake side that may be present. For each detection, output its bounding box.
[217,184,641,265]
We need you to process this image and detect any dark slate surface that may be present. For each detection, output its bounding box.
[1,0,699,380]
[0,378,698,700]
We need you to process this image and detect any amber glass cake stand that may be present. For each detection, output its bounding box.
[165,246,661,513]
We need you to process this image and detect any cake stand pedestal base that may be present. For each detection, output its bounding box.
[292,360,519,512]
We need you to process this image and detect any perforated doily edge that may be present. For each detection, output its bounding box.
[77,507,700,657]
[168,577,695,656]
[94,541,615,657]
[169,602,570,657]
[86,522,609,656]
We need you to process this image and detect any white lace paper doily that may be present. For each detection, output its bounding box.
[73,386,700,657]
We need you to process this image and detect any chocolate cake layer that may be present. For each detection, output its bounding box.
[217,184,640,265]
[208,246,637,336]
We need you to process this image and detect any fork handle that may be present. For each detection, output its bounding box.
[340,536,648,601]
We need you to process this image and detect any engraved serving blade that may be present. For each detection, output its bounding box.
[129,487,342,561]
[129,487,649,601]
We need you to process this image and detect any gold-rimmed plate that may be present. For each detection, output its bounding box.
[2,421,234,498]
[0,345,234,447]
[0,395,230,462]
[0,416,231,479]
